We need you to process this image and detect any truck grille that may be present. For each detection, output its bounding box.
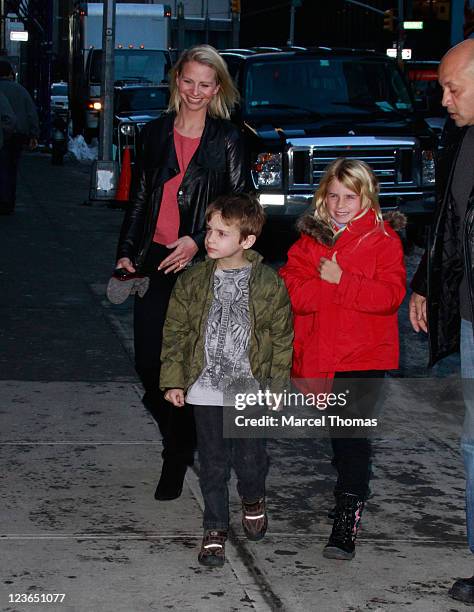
[289,138,417,190]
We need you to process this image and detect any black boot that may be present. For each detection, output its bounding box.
[449,576,474,603]
[327,484,371,522]
[154,461,187,501]
[323,493,364,560]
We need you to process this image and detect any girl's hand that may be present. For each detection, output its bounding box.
[164,388,185,407]
[158,236,198,274]
[318,252,342,284]
[116,257,136,273]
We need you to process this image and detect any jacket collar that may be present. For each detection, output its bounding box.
[204,248,263,271]
[158,112,226,171]
[296,208,406,247]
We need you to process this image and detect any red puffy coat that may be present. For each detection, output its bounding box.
[279,209,406,378]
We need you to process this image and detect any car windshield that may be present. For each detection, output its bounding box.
[116,87,169,112]
[51,84,67,96]
[244,57,414,117]
[90,49,170,85]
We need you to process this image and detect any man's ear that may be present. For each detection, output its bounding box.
[241,234,257,250]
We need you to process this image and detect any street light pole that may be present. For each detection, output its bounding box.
[396,0,404,61]
[99,0,116,161]
[89,0,119,202]
[287,3,295,46]
[0,0,7,55]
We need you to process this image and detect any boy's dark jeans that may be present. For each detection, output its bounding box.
[193,404,268,531]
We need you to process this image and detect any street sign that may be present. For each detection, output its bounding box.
[10,31,28,41]
[386,47,412,59]
[403,21,423,29]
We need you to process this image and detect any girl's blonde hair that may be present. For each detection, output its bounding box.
[313,158,383,226]
[167,45,239,120]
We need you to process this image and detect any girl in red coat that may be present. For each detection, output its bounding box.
[280,158,406,560]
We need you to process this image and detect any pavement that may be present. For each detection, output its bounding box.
[0,152,472,612]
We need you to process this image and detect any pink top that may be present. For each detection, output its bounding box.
[153,128,201,245]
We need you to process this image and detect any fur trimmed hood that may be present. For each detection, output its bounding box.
[295,209,407,247]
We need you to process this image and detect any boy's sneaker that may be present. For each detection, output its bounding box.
[323,493,364,560]
[198,530,227,568]
[241,497,268,541]
[449,575,474,603]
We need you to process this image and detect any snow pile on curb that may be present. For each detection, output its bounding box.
[68,135,98,161]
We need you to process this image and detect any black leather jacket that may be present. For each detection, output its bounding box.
[116,112,246,270]
[411,120,474,365]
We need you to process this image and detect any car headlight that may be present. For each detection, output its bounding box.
[421,150,435,185]
[252,152,282,188]
[120,123,135,136]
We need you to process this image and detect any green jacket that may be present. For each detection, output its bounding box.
[160,250,293,394]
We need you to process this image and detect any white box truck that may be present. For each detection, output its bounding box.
[69,2,172,139]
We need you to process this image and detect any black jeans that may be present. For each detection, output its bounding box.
[330,370,385,500]
[193,404,268,530]
[134,242,196,465]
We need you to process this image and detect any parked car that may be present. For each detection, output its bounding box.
[113,83,169,166]
[50,82,69,114]
[221,48,438,254]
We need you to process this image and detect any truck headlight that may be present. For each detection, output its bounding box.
[252,152,282,188]
[120,124,135,136]
[421,150,435,185]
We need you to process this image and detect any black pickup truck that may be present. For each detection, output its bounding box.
[221,48,437,255]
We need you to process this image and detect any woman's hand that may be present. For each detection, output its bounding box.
[158,236,198,274]
[164,388,185,407]
[318,252,342,284]
[115,257,136,273]
[409,292,428,333]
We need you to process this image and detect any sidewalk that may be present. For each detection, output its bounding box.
[0,153,471,612]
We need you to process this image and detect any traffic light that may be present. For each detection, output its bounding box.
[230,0,241,13]
[384,9,395,32]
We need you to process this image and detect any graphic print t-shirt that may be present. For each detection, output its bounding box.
[186,266,259,406]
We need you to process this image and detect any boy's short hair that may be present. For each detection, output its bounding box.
[205,193,266,239]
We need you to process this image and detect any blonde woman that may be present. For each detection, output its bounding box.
[115,45,245,501]
[280,158,406,560]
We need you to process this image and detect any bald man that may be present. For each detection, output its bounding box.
[410,38,474,604]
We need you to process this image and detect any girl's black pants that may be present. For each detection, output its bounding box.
[330,370,385,499]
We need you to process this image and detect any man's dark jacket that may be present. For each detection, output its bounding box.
[411,119,474,365]
[116,112,246,270]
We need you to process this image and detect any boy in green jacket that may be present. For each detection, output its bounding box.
[160,193,293,567]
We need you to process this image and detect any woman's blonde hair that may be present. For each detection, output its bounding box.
[313,158,383,226]
[167,45,239,119]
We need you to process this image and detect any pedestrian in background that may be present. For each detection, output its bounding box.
[160,194,293,567]
[0,90,15,151]
[0,61,39,215]
[114,45,246,502]
[409,38,474,605]
[280,158,406,560]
